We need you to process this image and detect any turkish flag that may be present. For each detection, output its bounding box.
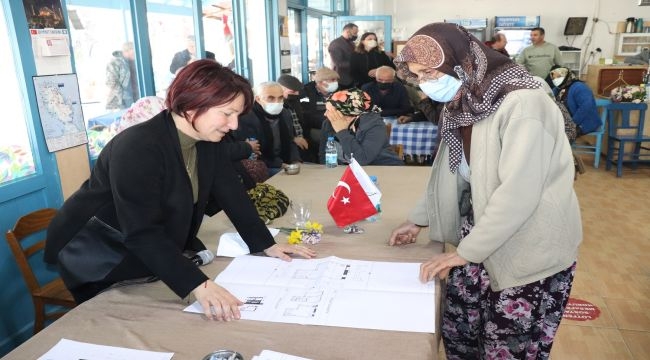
[327,159,381,227]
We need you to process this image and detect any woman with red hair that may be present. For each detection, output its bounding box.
[45,60,315,320]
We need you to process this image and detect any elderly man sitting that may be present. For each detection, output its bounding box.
[361,66,413,118]
[234,82,301,176]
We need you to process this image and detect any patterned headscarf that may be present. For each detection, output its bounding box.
[550,66,578,102]
[394,23,540,172]
[326,88,381,116]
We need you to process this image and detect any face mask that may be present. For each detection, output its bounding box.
[286,94,300,102]
[377,82,392,91]
[325,81,339,93]
[350,35,358,42]
[418,74,462,102]
[263,102,283,115]
[552,76,566,87]
[365,40,377,49]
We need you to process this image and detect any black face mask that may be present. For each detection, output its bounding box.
[286,94,300,102]
[377,82,392,91]
[350,35,358,42]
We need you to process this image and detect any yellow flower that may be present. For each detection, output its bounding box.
[304,221,323,233]
[288,230,303,244]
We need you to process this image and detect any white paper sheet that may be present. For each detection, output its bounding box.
[184,256,435,333]
[37,338,173,360]
[252,349,312,360]
[216,228,280,257]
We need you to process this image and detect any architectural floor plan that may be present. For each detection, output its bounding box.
[184,256,435,333]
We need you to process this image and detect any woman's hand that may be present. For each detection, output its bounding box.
[264,243,316,261]
[325,107,355,133]
[419,252,468,282]
[389,221,423,246]
[192,280,243,321]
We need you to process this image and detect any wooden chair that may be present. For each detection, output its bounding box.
[5,208,76,334]
[605,102,650,177]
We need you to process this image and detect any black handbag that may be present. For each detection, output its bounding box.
[57,216,128,289]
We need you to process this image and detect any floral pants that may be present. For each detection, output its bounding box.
[443,216,576,360]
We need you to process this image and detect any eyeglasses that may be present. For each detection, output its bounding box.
[417,68,445,83]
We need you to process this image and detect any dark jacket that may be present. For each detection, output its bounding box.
[169,49,191,74]
[45,111,275,302]
[557,81,602,135]
[361,81,413,118]
[319,111,403,166]
[234,103,301,168]
[328,36,356,87]
[350,51,395,88]
[301,81,329,132]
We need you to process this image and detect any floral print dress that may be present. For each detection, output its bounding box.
[442,192,576,360]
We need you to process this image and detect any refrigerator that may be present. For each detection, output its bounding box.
[493,16,541,58]
[444,18,488,42]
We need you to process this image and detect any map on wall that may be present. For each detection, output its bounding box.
[33,73,87,152]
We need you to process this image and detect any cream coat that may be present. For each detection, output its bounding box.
[408,88,582,291]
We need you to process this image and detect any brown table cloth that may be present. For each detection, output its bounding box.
[4,165,442,360]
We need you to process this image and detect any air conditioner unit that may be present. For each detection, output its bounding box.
[639,0,650,6]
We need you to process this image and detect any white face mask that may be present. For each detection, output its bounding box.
[418,74,462,102]
[552,76,566,87]
[263,102,284,115]
[325,81,339,93]
[365,40,378,50]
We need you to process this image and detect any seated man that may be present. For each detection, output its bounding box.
[234,82,300,175]
[302,67,340,161]
[361,66,413,118]
[399,82,442,124]
[277,74,316,163]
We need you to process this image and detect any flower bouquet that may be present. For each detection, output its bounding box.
[610,85,646,103]
[280,221,324,245]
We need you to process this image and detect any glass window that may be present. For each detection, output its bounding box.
[287,8,303,81]
[306,14,333,77]
[334,0,344,12]
[67,2,138,159]
[243,0,269,85]
[321,15,334,70]
[308,0,332,12]
[67,3,137,119]
[202,1,235,68]
[0,5,36,185]
[146,1,195,97]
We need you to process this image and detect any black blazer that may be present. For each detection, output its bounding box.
[45,111,276,301]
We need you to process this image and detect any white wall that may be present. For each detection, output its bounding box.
[350,0,649,75]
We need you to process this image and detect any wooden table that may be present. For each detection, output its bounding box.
[3,165,443,360]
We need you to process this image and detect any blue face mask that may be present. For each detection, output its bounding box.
[418,74,462,102]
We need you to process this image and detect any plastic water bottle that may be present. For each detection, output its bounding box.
[247,137,257,160]
[366,175,381,222]
[325,136,338,168]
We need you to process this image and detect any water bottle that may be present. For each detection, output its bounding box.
[366,175,381,222]
[325,136,338,168]
[247,137,257,160]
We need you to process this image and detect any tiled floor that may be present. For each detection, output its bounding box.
[438,156,650,359]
